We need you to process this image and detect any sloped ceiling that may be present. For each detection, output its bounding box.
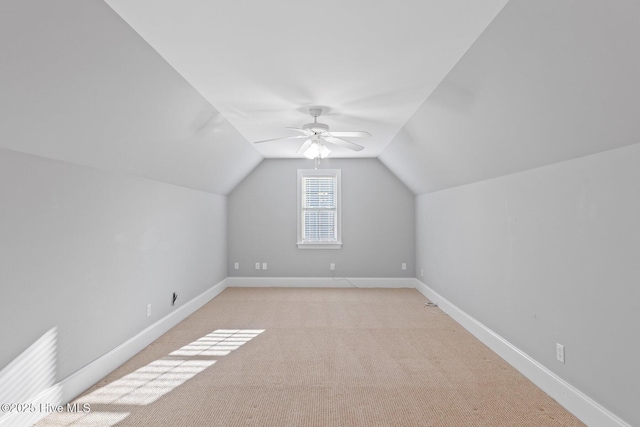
[0,1,262,195]
[104,0,509,159]
[4,1,638,196]
[380,0,640,194]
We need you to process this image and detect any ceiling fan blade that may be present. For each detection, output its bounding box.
[285,127,312,135]
[253,135,308,144]
[325,136,365,151]
[297,139,313,154]
[328,131,372,138]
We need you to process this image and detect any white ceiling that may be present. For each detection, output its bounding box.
[4,1,638,196]
[104,0,509,159]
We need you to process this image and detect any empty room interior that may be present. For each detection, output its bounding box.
[1,0,639,426]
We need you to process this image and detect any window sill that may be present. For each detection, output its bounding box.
[297,242,342,250]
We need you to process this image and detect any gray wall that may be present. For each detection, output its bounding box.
[228,158,415,278]
[0,0,261,196]
[0,148,227,381]
[0,0,239,388]
[416,143,640,426]
[380,0,640,195]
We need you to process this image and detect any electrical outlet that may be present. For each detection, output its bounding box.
[556,343,565,364]
[402,263,407,270]
[255,262,260,270]
[262,262,267,270]
[330,263,335,271]
[421,269,424,277]
[234,262,239,270]
[146,304,151,317]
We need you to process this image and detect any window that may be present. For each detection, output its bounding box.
[297,169,341,249]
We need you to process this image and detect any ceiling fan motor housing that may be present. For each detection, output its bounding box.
[302,122,329,134]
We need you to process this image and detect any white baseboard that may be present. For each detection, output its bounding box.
[414,279,630,427]
[49,276,409,409]
[56,278,229,404]
[226,276,416,288]
[23,277,628,427]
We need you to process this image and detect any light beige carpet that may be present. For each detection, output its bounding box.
[38,287,584,426]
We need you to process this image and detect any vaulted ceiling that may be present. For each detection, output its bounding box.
[380,0,640,194]
[3,1,639,195]
[104,0,509,160]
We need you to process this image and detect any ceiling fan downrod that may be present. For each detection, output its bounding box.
[308,107,323,122]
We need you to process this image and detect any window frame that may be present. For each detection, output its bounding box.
[297,169,342,250]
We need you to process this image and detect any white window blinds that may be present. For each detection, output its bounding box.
[302,176,337,242]
[297,169,342,249]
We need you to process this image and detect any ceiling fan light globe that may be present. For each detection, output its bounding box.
[303,143,320,159]
[303,141,331,159]
[319,145,331,158]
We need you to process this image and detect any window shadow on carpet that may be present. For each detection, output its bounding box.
[38,329,264,426]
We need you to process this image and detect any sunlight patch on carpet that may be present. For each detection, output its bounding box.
[38,329,264,427]
[169,329,264,357]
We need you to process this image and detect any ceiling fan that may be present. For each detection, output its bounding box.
[253,107,371,159]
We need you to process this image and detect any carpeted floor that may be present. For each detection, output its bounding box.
[37,287,585,426]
